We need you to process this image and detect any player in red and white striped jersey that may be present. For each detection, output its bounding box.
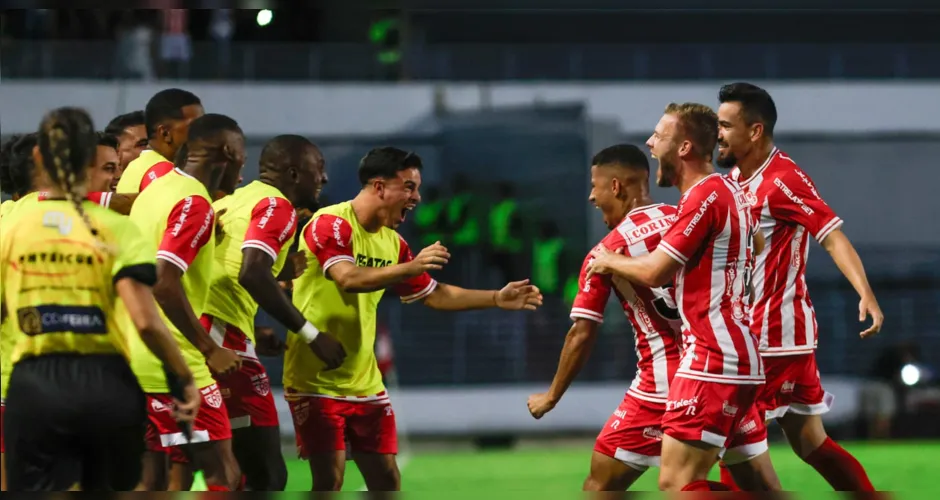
[716,82,881,492]
[587,103,779,492]
[527,144,681,490]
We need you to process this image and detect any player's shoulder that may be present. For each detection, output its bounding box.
[680,174,725,204]
[308,204,355,242]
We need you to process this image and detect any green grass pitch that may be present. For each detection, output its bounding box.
[191,441,939,493]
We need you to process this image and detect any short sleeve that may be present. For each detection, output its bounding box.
[569,244,614,324]
[112,217,158,286]
[241,196,298,261]
[659,185,719,265]
[139,161,175,192]
[157,196,215,272]
[392,234,438,303]
[304,214,355,273]
[769,169,843,243]
[86,192,112,208]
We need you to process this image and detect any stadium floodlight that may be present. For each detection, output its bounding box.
[900,363,921,386]
[256,9,273,27]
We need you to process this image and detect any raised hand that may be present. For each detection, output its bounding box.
[585,245,624,282]
[496,279,543,311]
[407,241,451,276]
[859,295,884,339]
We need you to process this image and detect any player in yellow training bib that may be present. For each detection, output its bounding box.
[1,107,196,491]
[116,88,203,195]
[203,135,335,490]
[128,113,245,492]
[284,147,544,491]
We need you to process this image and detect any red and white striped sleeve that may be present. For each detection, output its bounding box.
[569,242,614,324]
[392,234,437,304]
[770,168,843,243]
[305,214,355,274]
[659,184,718,265]
[241,196,298,261]
[157,196,215,272]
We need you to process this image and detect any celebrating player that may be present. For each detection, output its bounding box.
[285,147,543,491]
[586,103,779,491]
[116,88,204,194]
[715,82,882,491]
[1,107,197,491]
[203,134,339,490]
[105,110,147,188]
[527,144,682,491]
[128,114,245,491]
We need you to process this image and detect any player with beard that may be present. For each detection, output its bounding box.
[202,135,343,490]
[117,89,204,195]
[105,111,148,190]
[128,114,245,491]
[715,82,881,491]
[587,103,780,491]
[285,147,543,491]
[527,144,682,491]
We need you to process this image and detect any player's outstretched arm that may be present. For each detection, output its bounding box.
[239,248,346,368]
[327,241,449,294]
[153,261,242,375]
[821,228,884,338]
[528,319,599,419]
[421,280,543,311]
[586,245,680,288]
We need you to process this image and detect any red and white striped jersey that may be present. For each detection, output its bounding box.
[659,174,764,385]
[730,148,843,356]
[571,203,683,403]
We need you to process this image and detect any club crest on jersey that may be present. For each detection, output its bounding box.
[202,385,224,409]
[251,373,271,397]
[744,190,758,207]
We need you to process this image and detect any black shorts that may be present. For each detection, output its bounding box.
[3,354,147,491]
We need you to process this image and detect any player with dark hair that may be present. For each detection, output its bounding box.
[586,103,779,491]
[88,133,120,193]
[285,146,543,491]
[1,106,197,491]
[0,134,39,205]
[105,110,148,180]
[716,82,881,491]
[116,88,204,194]
[527,144,683,491]
[203,134,342,490]
[128,114,245,491]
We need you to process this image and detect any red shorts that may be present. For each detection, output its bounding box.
[594,394,665,470]
[145,421,189,463]
[288,394,397,458]
[756,353,834,421]
[200,314,279,429]
[145,383,232,452]
[1,401,5,453]
[661,377,768,465]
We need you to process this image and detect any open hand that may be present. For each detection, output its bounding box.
[859,295,884,339]
[496,279,543,311]
[585,245,624,281]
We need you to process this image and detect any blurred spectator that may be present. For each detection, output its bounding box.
[488,182,524,283]
[115,11,155,81]
[860,342,922,439]
[23,9,53,39]
[531,220,566,298]
[209,8,235,78]
[413,185,445,247]
[158,6,191,79]
[444,174,480,284]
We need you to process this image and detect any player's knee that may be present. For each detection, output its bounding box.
[222,456,242,490]
[658,471,684,492]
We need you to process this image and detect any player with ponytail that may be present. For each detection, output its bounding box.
[0,107,198,491]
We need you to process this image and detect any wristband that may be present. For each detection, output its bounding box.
[299,321,320,342]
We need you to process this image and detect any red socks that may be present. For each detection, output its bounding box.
[803,437,875,491]
[207,485,231,491]
[682,480,733,491]
[718,461,742,491]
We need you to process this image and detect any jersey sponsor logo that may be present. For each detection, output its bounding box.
[332,217,346,247]
[42,211,74,235]
[643,426,664,441]
[722,400,739,417]
[251,373,271,397]
[17,250,99,268]
[278,210,297,244]
[171,197,193,237]
[258,197,278,229]
[202,385,224,409]
[682,191,718,236]
[744,190,759,207]
[792,169,827,203]
[780,380,795,394]
[735,190,752,210]
[356,253,393,268]
[622,215,676,245]
[614,408,628,419]
[151,398,170,413]
[17,304,107,336]
[773,178,814,215]
[191,209,213,249]
[666,396,698,412]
